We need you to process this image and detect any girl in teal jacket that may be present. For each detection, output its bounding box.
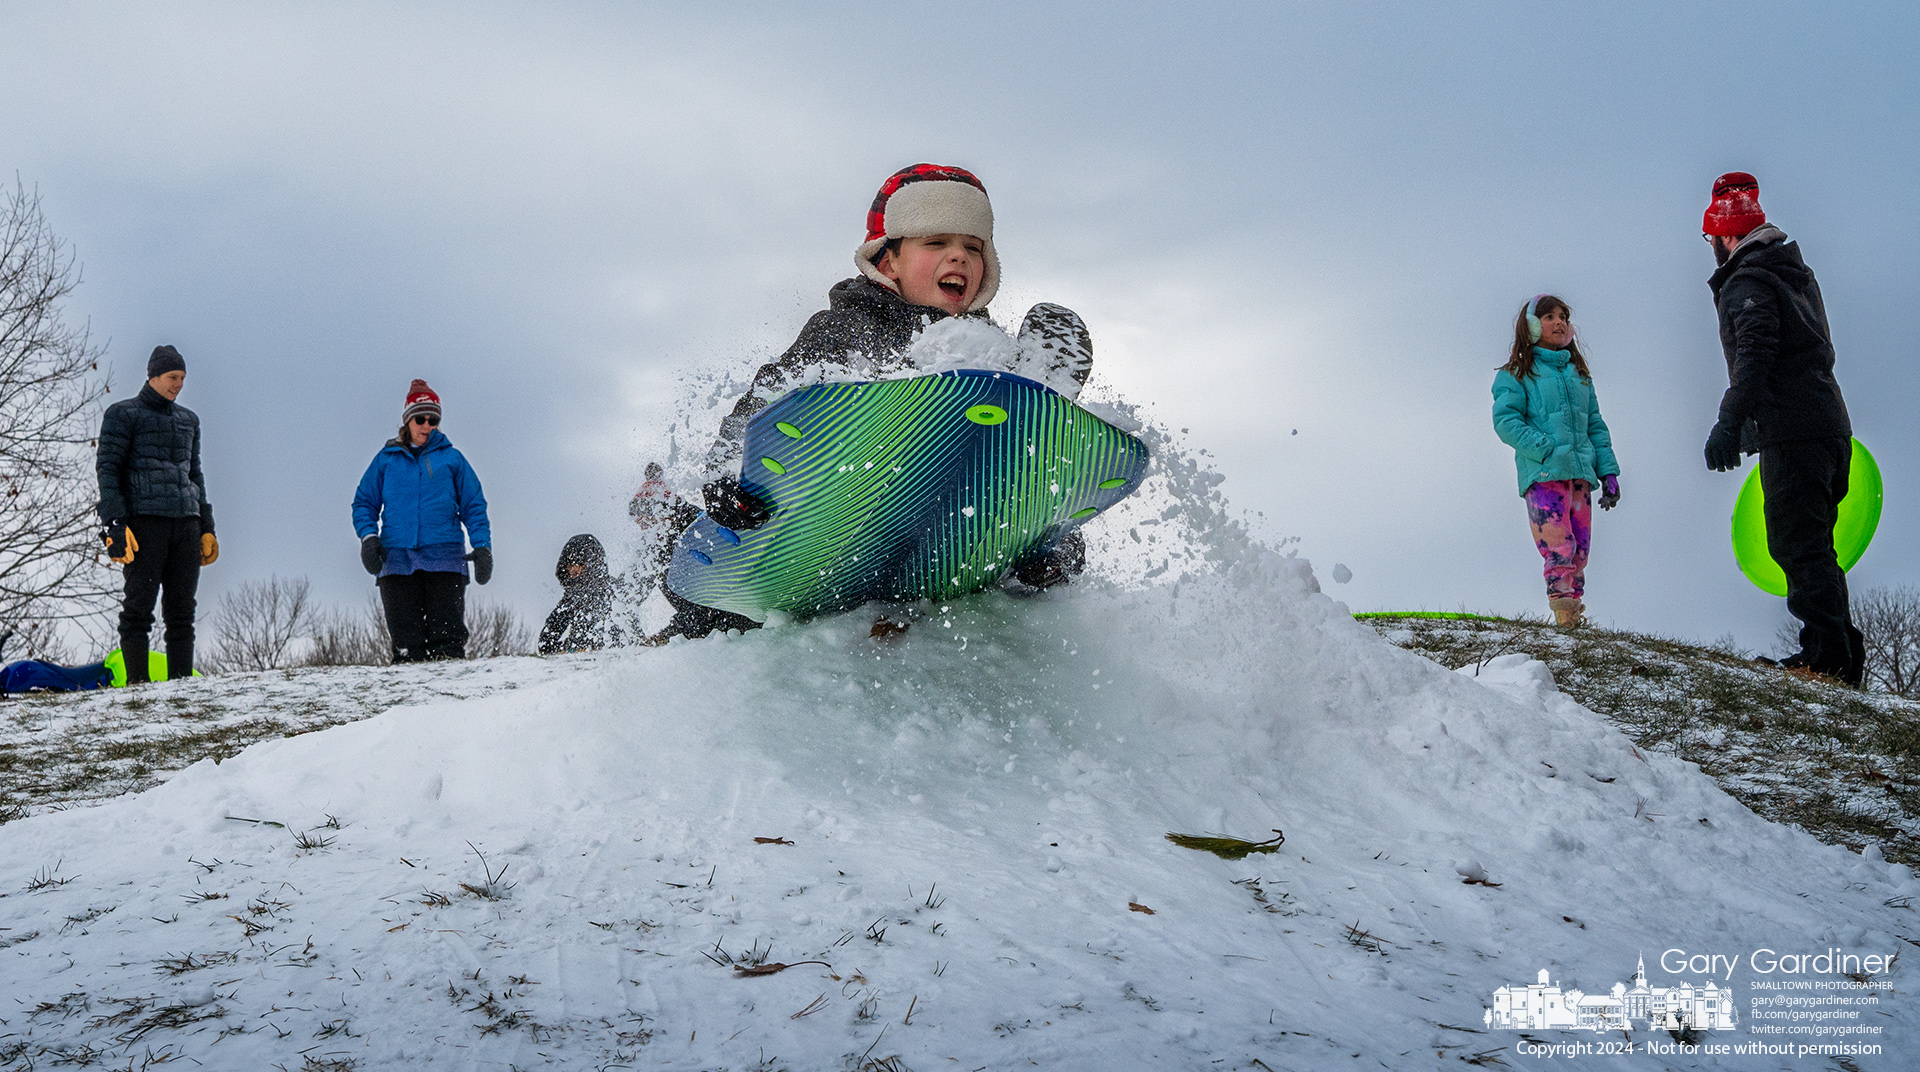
[1491,295,1621,628]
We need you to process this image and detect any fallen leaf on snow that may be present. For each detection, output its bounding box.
[734,959,829,977]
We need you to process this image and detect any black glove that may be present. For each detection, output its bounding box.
[1598,474,1620,511]
[360,535,386,575]
[467,546,493,585]
[1704,423,1743,472]
[703,475,771,532]
[1013,531,1086,591]
[103,519,137,564]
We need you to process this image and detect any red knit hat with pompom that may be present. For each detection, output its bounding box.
[402,379,441,423]
[854,164,999,311]
[1703,172,1766,237]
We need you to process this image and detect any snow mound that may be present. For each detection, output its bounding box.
[5,566,1915,1067]
[4,492,1917,1068]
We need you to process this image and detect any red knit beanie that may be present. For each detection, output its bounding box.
[855,164,1000,311]
[402,379,441,423]
[1703,172,1766,237]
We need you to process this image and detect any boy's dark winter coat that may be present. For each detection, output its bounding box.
[703,276,987,478]
[1708,229,1852,451]
[96,384,214,530]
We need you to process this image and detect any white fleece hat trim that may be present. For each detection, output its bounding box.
[855,180,1000,311]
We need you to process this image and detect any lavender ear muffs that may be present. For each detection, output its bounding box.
[1522,295,1544,344]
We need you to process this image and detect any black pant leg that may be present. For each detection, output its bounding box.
[420,571,469,660]
[158,517,202,678]
[1760,437,1855,676]
[379,573,429,663]
[118,517,167,682]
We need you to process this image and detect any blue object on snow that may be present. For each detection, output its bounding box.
[1,659,113,694]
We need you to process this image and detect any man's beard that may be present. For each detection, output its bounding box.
[1713,239,1732,267]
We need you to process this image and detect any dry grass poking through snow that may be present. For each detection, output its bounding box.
[0,656,576,825]
[1364,614,1920,866]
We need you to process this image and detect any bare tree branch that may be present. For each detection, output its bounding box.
[201,576,315,672]
[0,178,116,656]
[465,597,534,659]
[1854,586,1920,698]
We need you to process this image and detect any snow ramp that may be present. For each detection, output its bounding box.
[2,545,1916,1069]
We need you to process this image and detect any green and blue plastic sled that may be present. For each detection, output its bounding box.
[665,370,1150,622]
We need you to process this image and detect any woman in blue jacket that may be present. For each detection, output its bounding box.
[1492,296,1621,628]
[352,380,493,661]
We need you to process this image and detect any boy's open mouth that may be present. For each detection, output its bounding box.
[938,274,969,299]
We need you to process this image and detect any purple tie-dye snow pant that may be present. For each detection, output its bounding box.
[1524,479,1592,600]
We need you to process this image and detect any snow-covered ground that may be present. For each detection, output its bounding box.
[4,530,1917,1070]
[1365,614,1920,869]
[0,657,573,820]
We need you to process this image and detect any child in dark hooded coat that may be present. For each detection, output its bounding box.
[539,534,631,654]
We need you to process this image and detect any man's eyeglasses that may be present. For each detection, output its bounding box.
[411,414,440,426]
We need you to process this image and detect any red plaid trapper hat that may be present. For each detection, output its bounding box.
[855,164,1000,311]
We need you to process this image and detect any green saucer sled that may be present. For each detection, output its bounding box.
[103,649,201,687]
[1731,437,1883,597]
[665,370,1150,622]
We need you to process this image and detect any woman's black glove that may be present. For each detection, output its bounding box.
[360,535,386,575]
[703,475,771,532]
[467,546,493,585]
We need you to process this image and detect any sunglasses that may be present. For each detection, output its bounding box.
[410,414,440,426]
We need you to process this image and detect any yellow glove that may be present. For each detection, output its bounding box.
[103,521,138,564]
[201,532,219,566]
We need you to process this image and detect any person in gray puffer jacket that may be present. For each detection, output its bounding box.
[96,345,217,683]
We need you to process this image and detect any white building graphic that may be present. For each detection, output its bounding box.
[1485,955,1737,1032]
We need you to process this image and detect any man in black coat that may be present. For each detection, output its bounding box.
[97,345,218,683]
[1701,173,1863,685]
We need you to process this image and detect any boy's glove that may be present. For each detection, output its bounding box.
[1704,422,1743,472]
[360,535,386,575]
[1011,531,1086,592]
[1016,302,1095,397]
[1598,474,1620,511]
[200,532,220,565]
[102,519,138,564]
[703,475,770,532]
[467,546,493,585]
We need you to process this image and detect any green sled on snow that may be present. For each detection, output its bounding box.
[103,649,200,687]
[665,370,1150,623]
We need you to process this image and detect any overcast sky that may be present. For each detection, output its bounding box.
[3,1,1914,653]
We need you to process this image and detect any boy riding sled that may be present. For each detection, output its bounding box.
[651,164,1097,642]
